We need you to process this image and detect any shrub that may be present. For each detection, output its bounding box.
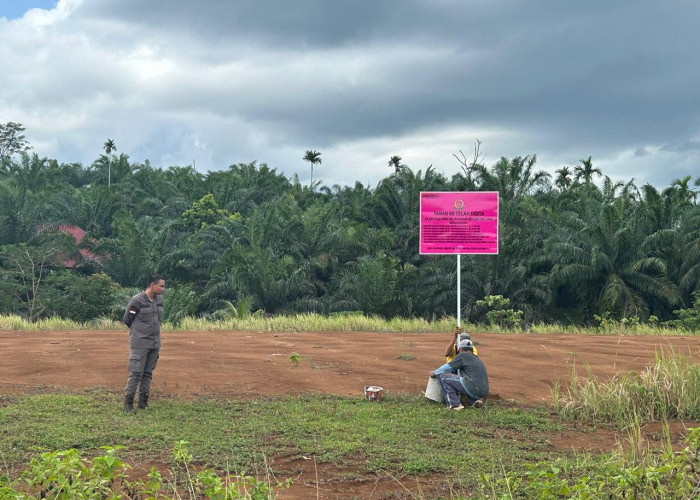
[665,291,700,332]
[475,295,524,329]
[2,443,283,499]
[477,427,700,499]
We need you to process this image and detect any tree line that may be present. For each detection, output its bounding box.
[0,124,698,326]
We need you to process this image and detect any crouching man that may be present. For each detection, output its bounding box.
[122,273,165,414]
[429,338,488,410]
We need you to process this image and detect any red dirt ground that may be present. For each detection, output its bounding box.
[1,329,698,499]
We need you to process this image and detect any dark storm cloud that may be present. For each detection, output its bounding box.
[2,0,699,187]
[77,0,700,150]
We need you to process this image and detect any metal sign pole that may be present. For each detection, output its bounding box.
[457,254,461,327]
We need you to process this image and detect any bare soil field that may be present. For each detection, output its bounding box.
[1,329,698,499]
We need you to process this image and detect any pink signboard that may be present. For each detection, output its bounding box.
[420,191,499,254]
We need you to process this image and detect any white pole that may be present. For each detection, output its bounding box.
[457,254,461,327]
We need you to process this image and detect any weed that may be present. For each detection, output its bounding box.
[665,291,700,332]
[553,348,700,425]
[1,443,282,499]
[476,426,700,499]
[289,352,302,366]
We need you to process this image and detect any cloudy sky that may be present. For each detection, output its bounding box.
[1,0,698,188]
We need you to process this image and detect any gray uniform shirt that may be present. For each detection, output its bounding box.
[447,351,489,399]
[123,292,163,349]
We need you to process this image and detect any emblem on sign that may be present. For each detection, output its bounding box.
[454,198,465,210]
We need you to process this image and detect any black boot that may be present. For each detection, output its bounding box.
[137,392,149,410]
[123,393,136,414]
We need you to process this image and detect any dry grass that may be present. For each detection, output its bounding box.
[553,348,700,425]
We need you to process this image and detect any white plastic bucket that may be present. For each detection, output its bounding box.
[364,385,384,401]
[425,376,444,403]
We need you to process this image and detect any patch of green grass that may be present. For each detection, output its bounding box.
[396,354,416,361]
[0,391,559,489]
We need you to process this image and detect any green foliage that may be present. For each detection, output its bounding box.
[18,446,128,499]
[90,213,158,287]
[41,271,121,322]
[477,426,700,499]
[665,291,700,332]
[475,295,524,329]
[162,284,202,325]
[0,121,31,163]
[546,194,682,323]
[0,233,77,321]
[0,442,281,499]
[1,143,698,326]
[594,311,619,330]
[212,296,257,320]
[329,252,418,317]
[181,193,239,230]
[288,352,301,366]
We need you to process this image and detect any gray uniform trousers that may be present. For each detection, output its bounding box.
[125,347,160,396]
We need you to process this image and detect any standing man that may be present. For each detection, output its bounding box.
[122,273,165,414]
[429,338,488,410]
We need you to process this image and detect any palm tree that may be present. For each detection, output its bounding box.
[470,155,550,201]
[103,139,116,189]
[369,166,449,263]
[546,196,680,321]
[574,156,602,184]
[554,166,573,191]
[303,150,322,189]
[388,155,404,174]
[668,175,697,206]
[601,175,625,204]
[10,152,49,201]
[675,206,700,301]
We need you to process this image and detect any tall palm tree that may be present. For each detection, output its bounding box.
[103,139,116,189]
[554,166,573,191]
[601,175,625,204]
[574,156,602,184]
[668,175,697,206]
[303,150,322,189]
[388,155,404,174]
